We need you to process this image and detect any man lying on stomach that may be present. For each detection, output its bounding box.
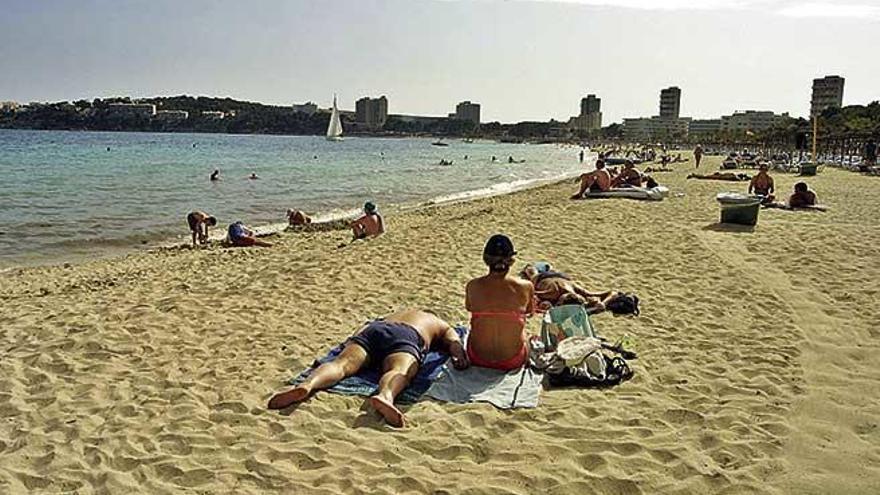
[267,309,467,427]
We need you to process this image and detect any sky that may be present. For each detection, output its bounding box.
[1,0,878,124]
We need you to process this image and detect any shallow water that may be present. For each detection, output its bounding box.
[0,130,590,268]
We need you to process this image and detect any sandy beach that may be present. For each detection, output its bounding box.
[2,154,879,494]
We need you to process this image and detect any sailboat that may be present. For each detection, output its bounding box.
[326,95,343,141]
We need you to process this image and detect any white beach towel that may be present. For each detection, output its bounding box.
[425,365,543,409]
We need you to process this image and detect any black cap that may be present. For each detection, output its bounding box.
[483,234,516,257]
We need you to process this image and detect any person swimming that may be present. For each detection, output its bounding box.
[210,169,220,181]
[464,234,535,371]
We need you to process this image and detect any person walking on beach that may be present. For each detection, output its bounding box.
[186,211,217,247]
[465,235,535,371]
[227,221,272,247]
[350,201,385,239]
[579,149,585,163]
[694,145,703,168]
[267,309,468,427]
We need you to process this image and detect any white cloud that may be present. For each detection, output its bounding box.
[445,0,880,18]
[777,2,880,18]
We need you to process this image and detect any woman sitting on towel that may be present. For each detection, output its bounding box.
[520,263,619,314]
[465,234,535,371]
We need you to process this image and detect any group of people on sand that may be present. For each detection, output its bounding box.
[267,234,621,427]
[570,158,658,199]
[687,163,820,209]
[186,201,385,249]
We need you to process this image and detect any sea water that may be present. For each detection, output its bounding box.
[0,129,590,268]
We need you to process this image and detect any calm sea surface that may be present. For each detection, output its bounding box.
[0,130,589,268]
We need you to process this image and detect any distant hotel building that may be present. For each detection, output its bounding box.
[688,111,791,136]
[810,75,844,118]
[356,96,388,130]
[566,94,602,133]
[454,101,481,125]
[107,103,156,118]
[659,87,681,119]
[155,109,189,122]
[292,102,318,115]
[623,86,688,140]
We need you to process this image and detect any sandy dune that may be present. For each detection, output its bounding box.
[1,155,879,494]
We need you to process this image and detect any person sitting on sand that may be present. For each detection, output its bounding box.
[611,161,643,188]
[520,263,619,314]
[186,211,217,247]
[571,159,612,198]
[788,182,817,208]
[748,164,775,203]
[287,209,312,226]
[350,201,385,239]
[227,221,272,247]
[267,309,468,427]
[687,172,751,181]
[465,234,535,371]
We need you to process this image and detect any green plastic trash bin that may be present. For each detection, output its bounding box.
[716,193,762,226]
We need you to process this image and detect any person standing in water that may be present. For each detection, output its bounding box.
[210,169,220,181]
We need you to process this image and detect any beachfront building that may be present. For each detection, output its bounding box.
[201,110,226,119]
[356,96,388,130]
[454,101,481,125]
[688,119,722,136]
[107,103,157,117]
[659,87,681,119]
[623,116,690,141]
[567,94,602,133]
[292,102,318,115]
[721,111,791,133]
[811,75,845,118]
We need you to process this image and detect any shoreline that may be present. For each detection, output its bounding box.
[0,164,590,274]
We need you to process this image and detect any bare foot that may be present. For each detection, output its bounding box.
[369,396,406,427]
[267,386,310,409]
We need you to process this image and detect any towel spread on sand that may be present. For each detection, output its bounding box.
[288,326,467,404]
[424,364,543,409]
[424,326,544,409]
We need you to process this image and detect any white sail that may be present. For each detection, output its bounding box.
[326,95,343,141]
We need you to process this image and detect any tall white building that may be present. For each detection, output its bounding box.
[810,75,845,118]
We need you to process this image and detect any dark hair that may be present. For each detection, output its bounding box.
[794,182,808,193]
[484,254,514,273]
[483,234,516,272]
[207,216,217,226]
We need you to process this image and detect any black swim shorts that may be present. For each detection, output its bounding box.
[348,320,425,365]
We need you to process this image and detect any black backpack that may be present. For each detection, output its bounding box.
[606,293,640,316]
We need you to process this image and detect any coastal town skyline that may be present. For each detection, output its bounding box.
[2,0,878,124]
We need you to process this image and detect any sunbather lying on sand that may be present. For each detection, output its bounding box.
[687,172,751,182]
[520,263,619,314]
[267,309,467,427]
[287,209,312,226]
[764,182,826,211]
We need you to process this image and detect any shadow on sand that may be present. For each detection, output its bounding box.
[702,222,756,234]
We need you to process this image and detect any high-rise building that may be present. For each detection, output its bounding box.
[355,96,388,129]
[810,75,845,118]
[580,95,601,117]
[659,87,681,119]
[454,101,481,125]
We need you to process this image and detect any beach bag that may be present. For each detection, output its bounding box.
[606,293,640,316]
[541,305,596,351]
[548,354,633,388]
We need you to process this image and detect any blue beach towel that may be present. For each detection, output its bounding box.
[289,326,468,404]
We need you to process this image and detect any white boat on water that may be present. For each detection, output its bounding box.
[326,95,343,141]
